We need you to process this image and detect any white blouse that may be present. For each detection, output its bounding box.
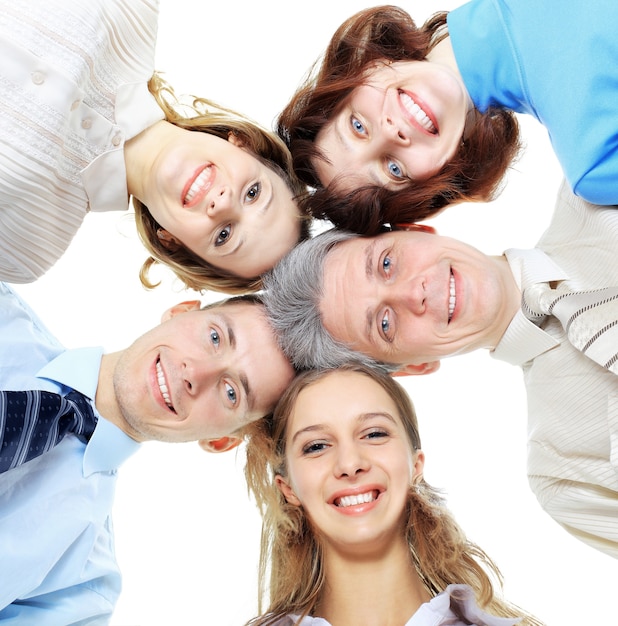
[0,0,164,282]
[270,584,520,625]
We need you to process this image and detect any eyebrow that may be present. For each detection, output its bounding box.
[363,240,378,345]
[222,315,255,414]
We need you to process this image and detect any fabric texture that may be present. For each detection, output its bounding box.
[447,0,618,205]
[522,282,618,374]
[0,0,163,283]
[268,584,519,625]
[0,388,98,473]
[492,180,618,558]
[0,282,140,623]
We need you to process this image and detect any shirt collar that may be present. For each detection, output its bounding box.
[491,248,567,366]
[36,347,140,475]
[81,83,164,213]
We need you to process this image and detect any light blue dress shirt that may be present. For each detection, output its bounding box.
[0,282,140,623]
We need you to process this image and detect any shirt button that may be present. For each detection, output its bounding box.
[71,100,81,111]
[111,132,122,146]
[31,71,45,85]
[81,118,92,130]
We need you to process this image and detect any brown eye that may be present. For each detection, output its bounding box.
[246,182,261,202]
[215,225,231,247]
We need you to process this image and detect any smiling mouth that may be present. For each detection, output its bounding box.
[399,91,437,134]
[448,272,456,322]
[183,165,213,206]
[335,490,379,508]
[156,359,176,413]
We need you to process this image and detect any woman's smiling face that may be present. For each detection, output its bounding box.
[276,370,424,556]
[142,129,301,278]
[314,58,470,191]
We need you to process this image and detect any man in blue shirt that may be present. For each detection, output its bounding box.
[0,281,295,624]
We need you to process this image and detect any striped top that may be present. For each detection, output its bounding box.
[494,180,618,559]
[0,0,163,283]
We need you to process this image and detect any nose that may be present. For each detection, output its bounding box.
[207,186,237,218]
[181,359,217,396]
[334,442,370,479]
[382,115,410,146]
[387,275,426,315]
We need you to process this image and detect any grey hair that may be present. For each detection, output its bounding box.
[262,228,398,373]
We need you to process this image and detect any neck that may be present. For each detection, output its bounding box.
[426,37,459,75]
[94,351,142,441]
[317,535,431,626]
[124,119,172,199]
[488,254,522,349]
[427,37,475,129]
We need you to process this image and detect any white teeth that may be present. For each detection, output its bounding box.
[448,273,456,321]
[156,360,174,411]
[337,491,376,508]
[400,92,436,133]
[184,166,212,205]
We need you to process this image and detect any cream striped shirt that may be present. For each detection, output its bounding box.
[0,0,163,283]
[494,180,618,559]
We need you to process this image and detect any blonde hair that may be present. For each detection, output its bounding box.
[133,73,310,294]
[244,364,544,626]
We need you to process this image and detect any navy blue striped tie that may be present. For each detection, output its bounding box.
[0,389,97,473]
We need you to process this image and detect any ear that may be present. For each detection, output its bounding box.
[198,436,243,454]
[227,131,246,148]
[160,300,202,322]
[156,228,181,251]
[412,450,425,482]
[395,223,437,235]
[391,361,440,377]
[275,474,301,506]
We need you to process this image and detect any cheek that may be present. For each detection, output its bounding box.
[286,465,321,507]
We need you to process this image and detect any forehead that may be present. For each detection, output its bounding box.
[323,233,390,279]
[292,370,400,426]
[218,302,294,407]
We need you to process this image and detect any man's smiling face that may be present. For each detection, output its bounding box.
[320,230,512,366]
[112,301,294,443]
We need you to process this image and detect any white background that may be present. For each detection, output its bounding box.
[14,1,616,624]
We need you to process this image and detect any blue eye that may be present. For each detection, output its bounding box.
[387,160,403,179]
[351,116,366,135]
[210,329,220,347]
[382,255,392,273]
[246,182,261,202]
[225,382,237,405]
[215,225,231,247]
[381,313,390,335]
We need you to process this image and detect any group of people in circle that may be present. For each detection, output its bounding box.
[2,0,616,624]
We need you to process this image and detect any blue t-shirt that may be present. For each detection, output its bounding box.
[448,0,618,205]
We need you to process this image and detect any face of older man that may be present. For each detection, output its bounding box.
[319,231,518,368]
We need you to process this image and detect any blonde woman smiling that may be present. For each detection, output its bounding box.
[244,364,543,626]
